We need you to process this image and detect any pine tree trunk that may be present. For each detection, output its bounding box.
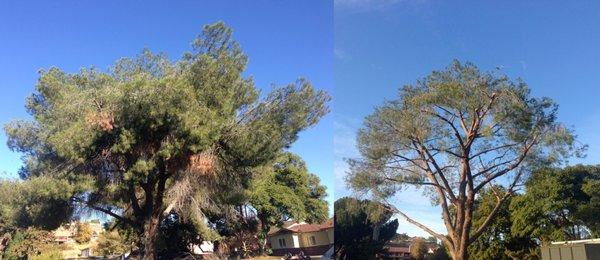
[141,173,167,260]
[142,213,161,260]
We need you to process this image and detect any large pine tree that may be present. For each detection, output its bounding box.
[5,22,329,259]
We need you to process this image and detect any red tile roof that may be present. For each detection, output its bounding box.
[287,218,333,233]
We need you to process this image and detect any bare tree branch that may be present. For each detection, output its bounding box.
[388,204,452,248]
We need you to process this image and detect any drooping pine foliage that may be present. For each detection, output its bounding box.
[4,22,329,258]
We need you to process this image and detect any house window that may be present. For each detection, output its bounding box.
[278,238,287,248]
[310,236,316,245]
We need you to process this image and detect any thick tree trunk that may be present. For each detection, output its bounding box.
[452,247,467,260]
[142,214,161,260]
[141,172,167,260]
[257,217,268,255]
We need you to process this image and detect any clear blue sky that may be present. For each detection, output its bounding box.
[0,1,334,214]
[335,0,600,236]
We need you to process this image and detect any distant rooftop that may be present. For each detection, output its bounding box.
[268,218,333,236]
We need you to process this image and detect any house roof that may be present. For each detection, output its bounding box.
[386,246,410,254]
[268,218,333,236]
[54,226,73,237]
[52,220,104,239]
[386,242,410,248]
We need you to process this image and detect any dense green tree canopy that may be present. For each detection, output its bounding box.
[74,222,93,244]
[0,177,76,232]
[2,227,61,260]
[334,197,398,260]
[94,230,128,256]
[511,165,600,243]
[250,152,328,224]
[576,175,600,237]
[466,165,600,260]
[249,152,328,253]
[468,187,537,260]
[346,61,581,260]
[4,22,329,259]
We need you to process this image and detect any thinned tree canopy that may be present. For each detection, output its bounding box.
[346,60,582,259]
[4,22,330,258]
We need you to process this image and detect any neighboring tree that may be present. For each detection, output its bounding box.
[346,61,582,260]
[249,152,329,253]
[0,177,76,256]
[576,176,600,237]
[410,237,428,260]
[95,230,128,256]
[2,227,60,259]
[5,22,329,259]
[0,177,75,232]
[74,222,93,244]
[334,197,398,260]
[156,213,204,258]
[468,187,537,260]
[511,165,599,244]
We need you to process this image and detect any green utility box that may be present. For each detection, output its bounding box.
[541,243,600,260]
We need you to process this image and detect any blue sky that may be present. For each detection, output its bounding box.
[335,0,600,236]
[0,1,333,214]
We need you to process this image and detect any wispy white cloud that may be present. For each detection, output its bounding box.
[333,116,362,196]
[334,160,350,196]
[334,48,348,61]
[519,60,528,71]
[335,0,402,14]
[335,0,428,15]
[333,118,360,158]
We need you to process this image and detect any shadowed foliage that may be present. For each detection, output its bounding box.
[334,197,398,260]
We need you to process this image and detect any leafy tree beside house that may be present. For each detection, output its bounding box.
[346,61,582,260]
[334,197,398,260]
[410,237,429,260]
[576,174,600,237]
[4,22,329,259]
[94,230,128,256]
[511,165,600,244]
[249,152,328,254]
[467,165,600,260]
[74,222,93,244]
[2,227,62,260]
[0,177,77,257]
